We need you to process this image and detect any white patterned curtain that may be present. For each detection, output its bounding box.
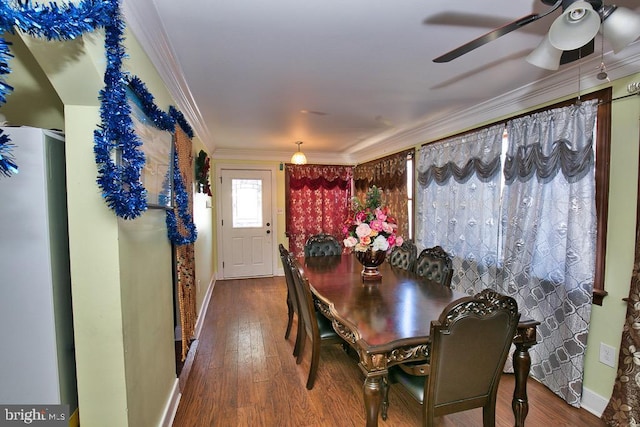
[415,124,504,295]
[498,100,598,407]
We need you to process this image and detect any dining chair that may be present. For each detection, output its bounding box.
[382,288,520,427]
[414,246,454,288]
[278,244,303,357]
[304,233,342,257]
[388,239,417,271]
[286,252,344,390]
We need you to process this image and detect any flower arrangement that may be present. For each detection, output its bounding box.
[342,186,403,253]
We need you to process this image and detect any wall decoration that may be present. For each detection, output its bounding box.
[194,150,211,196]
[126,84,173,209]
[126,76,197,245]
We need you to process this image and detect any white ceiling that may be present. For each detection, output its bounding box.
[122,0,640,164]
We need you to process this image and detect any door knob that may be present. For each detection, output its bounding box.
[266,230,271,234]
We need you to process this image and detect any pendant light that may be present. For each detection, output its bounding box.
[291,141,307,165]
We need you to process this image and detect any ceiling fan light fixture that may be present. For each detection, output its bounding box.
[526,35,563,70]
[600,5,640,54]
[291,141,307,165]
[548,1,601,51]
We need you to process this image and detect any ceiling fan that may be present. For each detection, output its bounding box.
[433,0,640,70]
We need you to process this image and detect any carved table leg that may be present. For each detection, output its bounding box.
[512,321,539,427]
[363,375,383,427]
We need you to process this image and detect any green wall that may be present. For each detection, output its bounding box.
[583,72,640,399]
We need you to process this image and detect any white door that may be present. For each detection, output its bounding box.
[220,169,273,278]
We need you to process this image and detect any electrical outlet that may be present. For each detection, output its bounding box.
[599,342,617,368]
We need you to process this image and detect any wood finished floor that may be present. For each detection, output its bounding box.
[172,277,606,427]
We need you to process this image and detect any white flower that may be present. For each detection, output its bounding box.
[355,223,372,238]
[372,235,390,252]
[343,236,358,248]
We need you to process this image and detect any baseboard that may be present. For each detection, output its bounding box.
[194,276,215,340]
[160,379,181,427]
[581,386,609,417]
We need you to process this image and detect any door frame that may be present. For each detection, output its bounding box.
[214,162,279,279]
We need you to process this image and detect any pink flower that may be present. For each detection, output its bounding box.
[369,219,384,232]
[375,208,387,221]
[382,222,394,234]
[355,211,367,223]
[395,236,404,247]
[387,234,397,247]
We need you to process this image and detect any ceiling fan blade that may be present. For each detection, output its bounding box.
[433,13,541,63]
[433,0,563,63]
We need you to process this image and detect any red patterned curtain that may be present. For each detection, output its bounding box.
[285,164,353,258]
[354,149,413,239]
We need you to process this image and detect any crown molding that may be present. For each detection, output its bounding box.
[211,148,355,166]
[122,0,212,146]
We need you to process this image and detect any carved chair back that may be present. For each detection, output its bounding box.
[388,240,417,271]
[414,246,453,288]
[279,244,302,356]
[304,233,342,257]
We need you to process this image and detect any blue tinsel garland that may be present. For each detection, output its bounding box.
[93,0,148,219]
[169,106,194,139]
[0,36,14,176]
[0,36,14,105]
[0,131,17,177]
[166,150,198,245]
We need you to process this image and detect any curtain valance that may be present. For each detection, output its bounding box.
[354,150,412,191]
[417,124,504,187]
[287,164,352,190]
[504,101,597,184]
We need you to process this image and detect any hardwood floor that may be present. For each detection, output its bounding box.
[172,277,606,427]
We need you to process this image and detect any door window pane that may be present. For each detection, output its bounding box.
[232,179,262,228]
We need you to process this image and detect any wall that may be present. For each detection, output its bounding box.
[1,33,63,129]
[193,138,215,309]
[583,72,640,405]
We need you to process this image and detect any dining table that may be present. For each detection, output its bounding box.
[301,253,539,427]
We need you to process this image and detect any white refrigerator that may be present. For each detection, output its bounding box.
[0,126,78,412]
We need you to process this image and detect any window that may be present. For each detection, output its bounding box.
[407,152,414,240]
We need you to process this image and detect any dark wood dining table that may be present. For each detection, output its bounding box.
[302,254,539,427]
